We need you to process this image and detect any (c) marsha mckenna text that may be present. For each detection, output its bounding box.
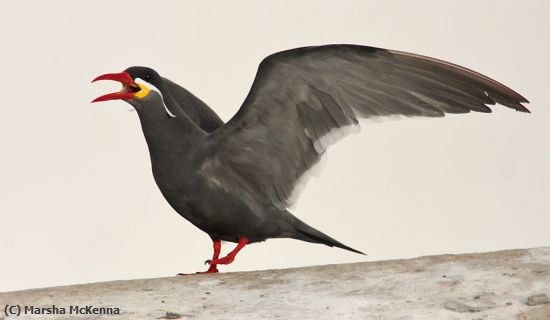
[7,305,120,316]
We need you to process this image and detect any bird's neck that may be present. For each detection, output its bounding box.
[135,94,205,160]
[157,81,184,118]
[161,77,224,132]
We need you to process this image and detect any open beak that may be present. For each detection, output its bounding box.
[91,72,142,103]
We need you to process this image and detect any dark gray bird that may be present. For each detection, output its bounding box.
[92,44,529,274]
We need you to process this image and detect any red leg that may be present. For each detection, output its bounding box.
[177,239,221,276]
[204,240,222,273]
[207,237,249,266]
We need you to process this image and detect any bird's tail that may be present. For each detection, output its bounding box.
[283,211,365,255]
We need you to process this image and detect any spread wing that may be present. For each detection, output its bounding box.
[208,44,529,209]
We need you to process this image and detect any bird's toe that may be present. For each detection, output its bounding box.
[208,256,234,265]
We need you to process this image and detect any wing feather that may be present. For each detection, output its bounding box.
[206,45,529,209]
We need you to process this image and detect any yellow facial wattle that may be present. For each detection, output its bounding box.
[135,83,150,99]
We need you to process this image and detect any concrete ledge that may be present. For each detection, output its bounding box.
[1,248,549,319]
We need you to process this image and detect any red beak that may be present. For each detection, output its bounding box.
[91,72,139,103]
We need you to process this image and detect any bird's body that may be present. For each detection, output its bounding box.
[93,44,529,274]
[130,90,359,251]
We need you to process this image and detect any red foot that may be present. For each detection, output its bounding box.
[207,255,234,265]
[177,266,219,276]
[176,239,221,276]
[207,237,249,266]
[175,237,249,276]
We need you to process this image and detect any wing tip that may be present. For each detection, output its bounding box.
[509,101,531,113]
[517,105,531,113]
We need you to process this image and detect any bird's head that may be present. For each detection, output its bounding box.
[124,66,163,86]
[91,66,165,104]
[93,66,179,118]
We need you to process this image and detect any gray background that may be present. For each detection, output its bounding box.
[0,1,548,292]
